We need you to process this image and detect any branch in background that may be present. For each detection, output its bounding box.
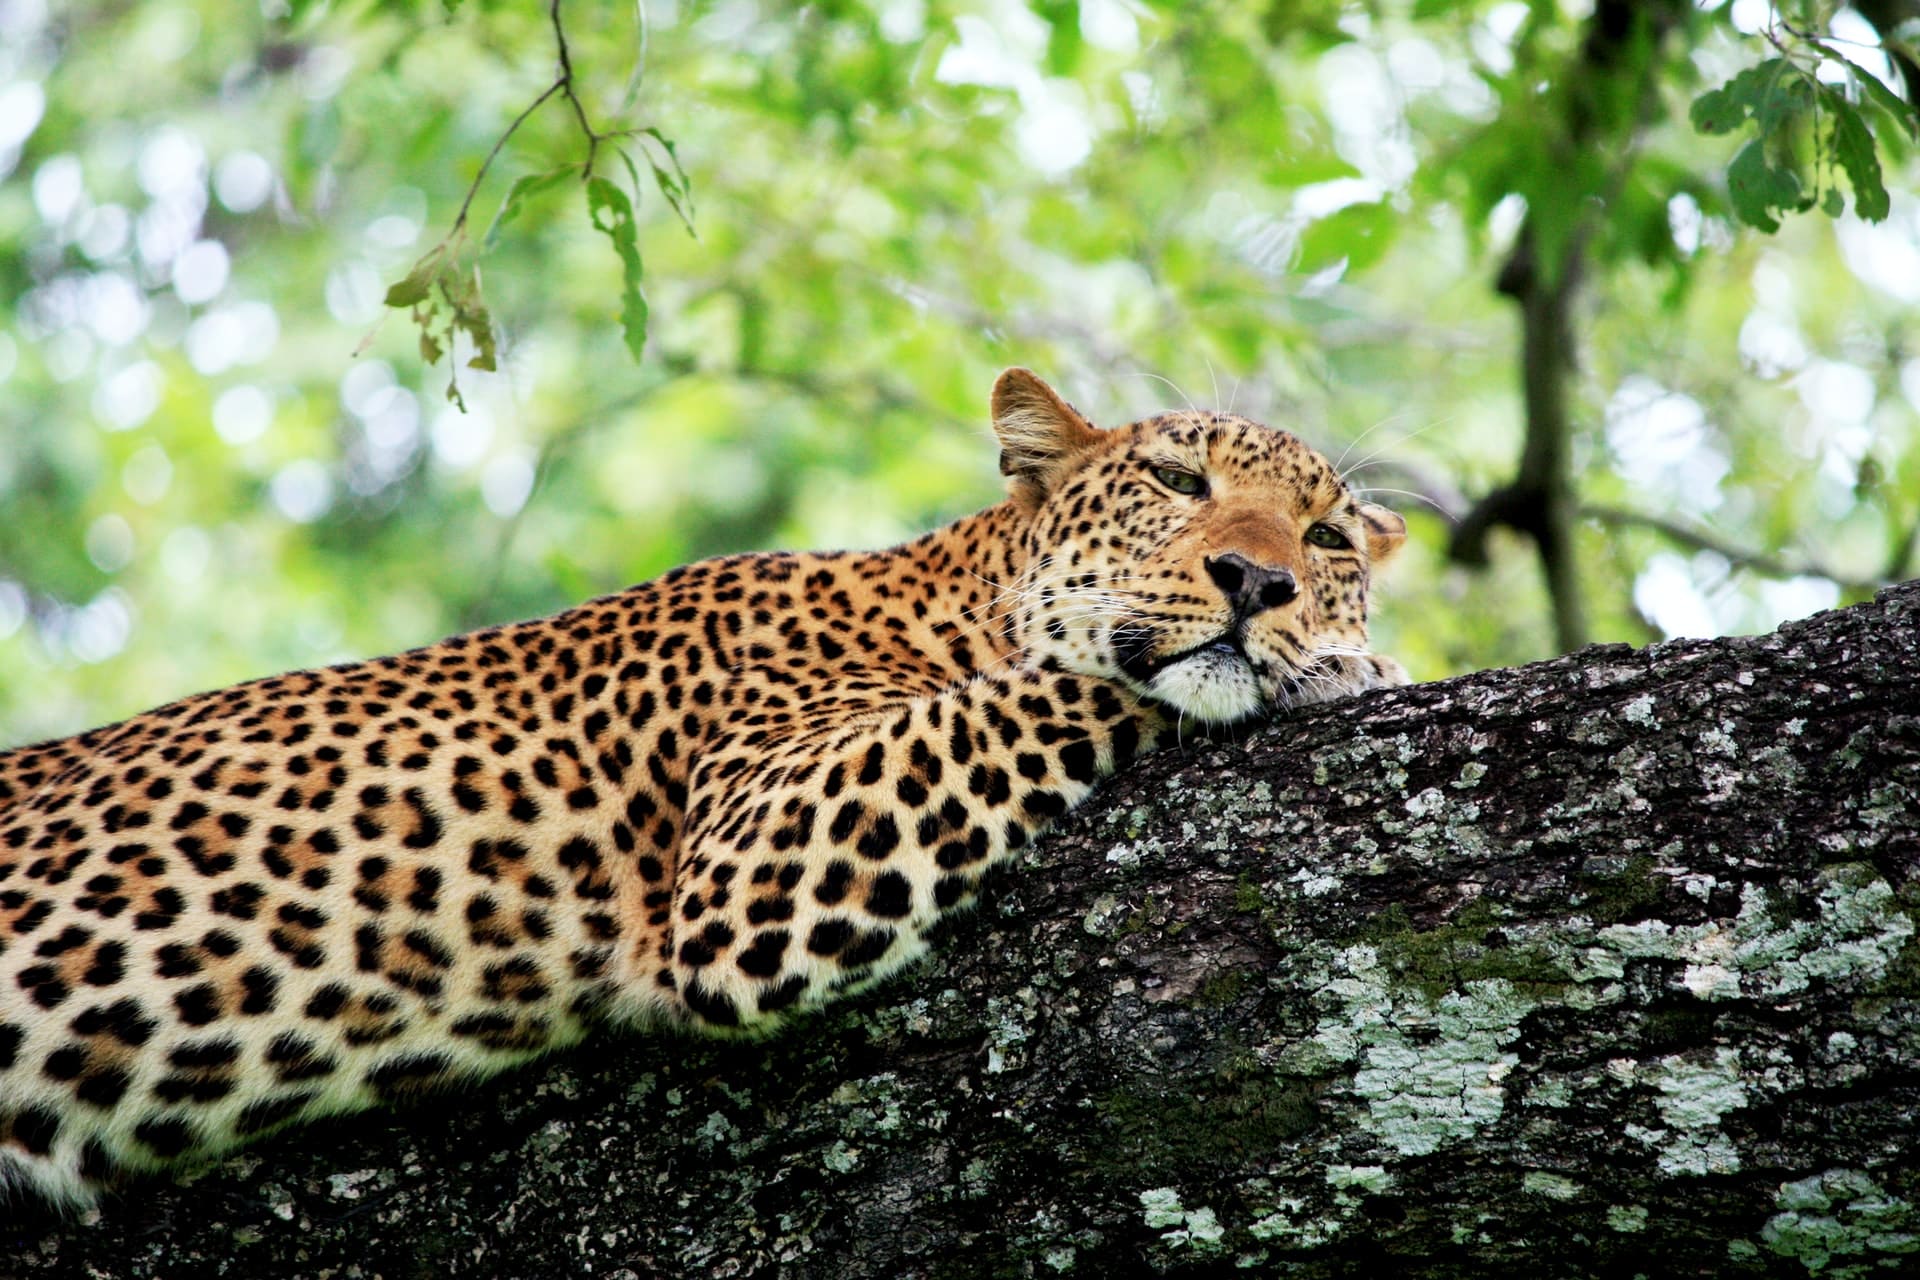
[1582,503,1896,593]
[375,0,689,404]
[1459,223,1590,652]
[1449,0,1688,655]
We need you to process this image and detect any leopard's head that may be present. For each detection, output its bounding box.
[993,368,1405,726]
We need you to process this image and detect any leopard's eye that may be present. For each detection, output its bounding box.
[1151,466,1206,497]
[1305,523,1351,550]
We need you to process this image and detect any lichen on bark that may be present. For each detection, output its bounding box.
[6,584,1918,1279]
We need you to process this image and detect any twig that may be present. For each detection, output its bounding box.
[450,80,566,236]
[550,0,603,178]
[436,0,624,245]
[1580,503,1889,592]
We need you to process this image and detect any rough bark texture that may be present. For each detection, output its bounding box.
[7,583,1918,1279]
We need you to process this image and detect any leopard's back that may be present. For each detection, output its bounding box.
[0,580,713,1205]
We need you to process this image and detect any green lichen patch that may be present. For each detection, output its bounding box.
[1594,867,1914,1002]
[1757,1169,1920,1275]
[1730,870,1914,998]
[1521,1171,1582,1200]
[1348,977,1534,1157]
[1868,881,1920,997]
[1233,1163,1400,1258]
[1325,1164,1392,1194]
[1608,1203,1651,1233]
[1298,943,1540,1158]
[1624,1049,1750,1176]
[1245,1194,1347,1250]
[1138,1187,1229,1254]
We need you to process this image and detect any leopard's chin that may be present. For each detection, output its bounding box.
[1138,642,1266,725]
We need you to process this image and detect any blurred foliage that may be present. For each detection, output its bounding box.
[1,0,1917,747]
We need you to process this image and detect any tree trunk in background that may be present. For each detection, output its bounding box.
[8,584,1919,1280]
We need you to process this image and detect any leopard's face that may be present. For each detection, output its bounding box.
[1013,411,1404,726]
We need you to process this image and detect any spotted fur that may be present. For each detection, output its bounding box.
[0,369,1405,1206]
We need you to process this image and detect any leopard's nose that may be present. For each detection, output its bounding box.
[1204,552,1298,617]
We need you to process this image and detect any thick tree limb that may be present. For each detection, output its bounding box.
[7,582,1918,1277]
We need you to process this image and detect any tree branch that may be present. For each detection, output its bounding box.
[1581,502,1892,592]
[1449,0,1688,654]
[15,583,1920,1277]
[448,79,565,237]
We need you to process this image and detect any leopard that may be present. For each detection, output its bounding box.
[0,368,1407,1208]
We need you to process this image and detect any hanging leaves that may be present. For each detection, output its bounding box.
[1689,58,1808,137]
[1690,36,1920,231]
[485,164,583,249]
[585,173,650,362]
[372,240,499,410]
[371,0,696,406]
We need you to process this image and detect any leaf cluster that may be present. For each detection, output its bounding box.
[1691,33,1919,231]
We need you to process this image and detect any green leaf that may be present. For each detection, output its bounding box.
[1295,201,1396,274]
[1844,60,1920,143]
[586,175,649,363]
[1261,151,1363,188]
[1690,59,1811,137]
[485,165,582,249]
[640,128,697,236]
[1827,92,1891,222]
[383,252,442,309]
[1691,60,1777,135]
[1726,138,1804,233]
[1690,75,1750,136]
[449,264,498,371]
[461,312,497,371]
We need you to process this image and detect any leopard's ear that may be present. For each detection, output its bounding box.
[991,368,1102,506]
[1357,501,1407,567]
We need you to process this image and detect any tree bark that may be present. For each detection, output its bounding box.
[7,583,1918,1279]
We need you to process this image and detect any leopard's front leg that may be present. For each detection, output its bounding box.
[660,668,1169,1031]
